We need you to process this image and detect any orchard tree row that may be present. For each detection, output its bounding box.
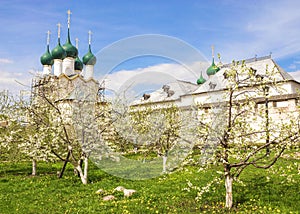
[1,61,299,209]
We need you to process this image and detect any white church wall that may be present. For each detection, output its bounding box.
[53,59,63,76]
[62,57,75,76]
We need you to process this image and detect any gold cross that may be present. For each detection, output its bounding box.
[47,30,51,45]
[57,23,61,38]
[88,30,92,45]
[67,10,72,28]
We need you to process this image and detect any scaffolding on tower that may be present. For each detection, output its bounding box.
[98,79,106,102]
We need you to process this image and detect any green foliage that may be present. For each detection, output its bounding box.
[156,105,181,155]
[0,91,28,161]
[111,104,183,158]
[0,156,299,213]
[196,60,300,208]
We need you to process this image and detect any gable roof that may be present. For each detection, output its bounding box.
[132,79,198,105]
[193,56,296,94]
[132,56,300,105]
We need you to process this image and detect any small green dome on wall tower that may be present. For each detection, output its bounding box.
[197,72,206,85]
[206,58,220,76]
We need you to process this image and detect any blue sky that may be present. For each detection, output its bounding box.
[1,0,300,94]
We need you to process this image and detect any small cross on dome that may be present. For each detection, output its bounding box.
[46,30,51,45]
[211,45,215,59]
[88,30,92,45]
[57,23,61,38]
[67,10,72,28]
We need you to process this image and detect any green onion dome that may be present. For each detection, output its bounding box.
[62,29,78,58]
[197,73,206,85]
[51,38,66,60]
[40,45,54,66]
[206,58,220,76]
[75,56,83,71]
[82,45,96,65]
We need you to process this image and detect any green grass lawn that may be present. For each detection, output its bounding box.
[0,157,299,214]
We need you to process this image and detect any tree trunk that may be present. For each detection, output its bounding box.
[74,159,83,177]
[83,157,88,183]
[58,150,70,178]
[225,173,233,209]
[75,157,88,185]
[32,159,37,176]
[162,152,168,173]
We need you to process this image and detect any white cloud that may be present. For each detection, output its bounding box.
[0,58,13,64]
[0,70,32,94]
[286,60,300,72]
[219,1,300,61]
[101,61,209,92]
[289,70,300,82]
[289,64,297,70]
